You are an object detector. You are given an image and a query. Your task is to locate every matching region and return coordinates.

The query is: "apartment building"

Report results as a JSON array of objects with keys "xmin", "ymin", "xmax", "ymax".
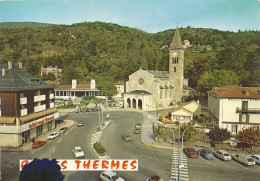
[
  {"xmin": 0, "ymin": 62, "xmax": 59, "ymax": 147},
  {"xmin": 208, "ymin": 85, "xmax": 260, "ymax": 134}
]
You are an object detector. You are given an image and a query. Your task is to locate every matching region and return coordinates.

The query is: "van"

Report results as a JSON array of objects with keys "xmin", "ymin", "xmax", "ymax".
[
  {"xmin": 231, "ymin": 154, "xmax": 255, "ymax": 166},
  {"xmin": 213, "ymin": 150, "xmax": 231, "ymax": 161}
]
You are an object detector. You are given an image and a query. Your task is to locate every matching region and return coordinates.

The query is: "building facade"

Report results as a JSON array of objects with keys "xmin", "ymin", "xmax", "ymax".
[
  {"xmin": 114, "ymin": 81, "xmax": 125, "ymax": 99},
  {"xmin": 47, "ymin": 79, "xmax": 101, "ymax": 100},
  {"xmin": 41, "ymin": 65, "xmax": 62, "ymax": 80},
  {"xmin": 171, "ymin": 100, "xmax": 201, "ymax": 124},
  {"xmin": 208, "ymin": 85, "xmax": 260, "ymax": 134},
  {"xmin": 124, "ymin": 27, "xmax": 192, "ymax": 110},
  {"xmin": 0, "ymin": 62, "xmax": 59, "ymax": 147}
]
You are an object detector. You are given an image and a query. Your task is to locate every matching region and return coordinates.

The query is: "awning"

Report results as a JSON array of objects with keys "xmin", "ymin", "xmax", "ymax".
[
  {"xmin": 0, "ymin": 117, "xmax": 16, "ymax": 124},
  {"xmin": 19, "ymin": 108, "xmax": 57, "ymax": 123}
]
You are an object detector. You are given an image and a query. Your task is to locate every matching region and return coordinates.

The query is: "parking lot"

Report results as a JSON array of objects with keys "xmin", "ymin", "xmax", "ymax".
[{"xmin": 187, "ymin": 149, "xmax": 260, "ymax": 181}]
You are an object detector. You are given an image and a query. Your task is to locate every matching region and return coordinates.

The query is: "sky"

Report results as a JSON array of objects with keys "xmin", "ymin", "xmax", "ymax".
[{"xmin": 0, "ymin": 0, "xmax": 259, "ymax": 33}]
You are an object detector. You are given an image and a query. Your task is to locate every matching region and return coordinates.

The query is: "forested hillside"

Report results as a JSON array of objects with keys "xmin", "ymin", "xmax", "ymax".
[{"xmin": 0, "ymin": 21, "xmax": 259, "ymax": 94}]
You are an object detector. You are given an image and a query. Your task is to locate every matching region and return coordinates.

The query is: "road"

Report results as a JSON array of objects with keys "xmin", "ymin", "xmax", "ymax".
[{"xmin": 2, "ymin": 110, "xmax": 260, "ymax": 181}]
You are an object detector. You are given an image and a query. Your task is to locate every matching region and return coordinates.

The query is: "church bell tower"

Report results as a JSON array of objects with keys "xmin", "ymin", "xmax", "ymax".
[{"xmin": 169, "ymin": 27, "xmax": 184, "ymax": 105}]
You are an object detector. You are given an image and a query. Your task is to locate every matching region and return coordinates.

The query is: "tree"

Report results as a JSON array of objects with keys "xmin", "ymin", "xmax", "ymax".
[
  {"xmin": 182, "ymin": 127, "xmax": 198, "ymax": 141},
  {"xmin": 237, "ymin": 128, "xmax": 260, "ymax": 152},
  {"xmin": 208, "ymin": 128, "xmax": 231, "ymax": 147},
  {"xmin": 67, "ymin": 97, "xmax": 73, "ymax": 106},
  {"xmin": 197, "ymin": 69, "xmax": 239, "ymax": 93}
]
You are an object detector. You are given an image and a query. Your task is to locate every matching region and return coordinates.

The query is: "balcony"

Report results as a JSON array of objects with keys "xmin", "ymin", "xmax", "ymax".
[
  {"xmin": 34, "ymin": 95, "xmax": 46, "ymax": 102},
  {"xmin": 20, "ymin": 108, "xmax": 28, "ymax": 116},
  {"xmin": 236, "ymin": 107, "xmax": 260, "ymax": 114},
  {"xmin": 20, "ymin": 97, "xmax": 27, "ymax": 105},
  {"xmin": 34, "ymin": 104, "xmax": 46, "ymax": 113},
  {"xmin": 49, "ymin": 93, "xmax": 54, "ymax": 99},
  {"xmin": 50, "ymin": 102, "xmax": 55, "ymax": 108}
]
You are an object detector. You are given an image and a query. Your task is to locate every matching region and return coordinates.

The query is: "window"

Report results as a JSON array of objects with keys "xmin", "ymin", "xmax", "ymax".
[
  {"xmin": 231, "ymin": 125, "xmax": 237, "ymax": 134},
  {"xmin": 160, "ymin": 90, "xmax": 162, "ymax": 99},
  {"xmin": 239, "ymin": 114, "xmax": 250, "ymax": 123},
  {"xmin": 172, "ymin": 58, "xmax": 179, "ymax": 64},
  {"xmin": 20, "ymin": 93, "xmax": 24, "ymax": 98},
  {"xmin": 242, "ymin": 101, "xmax": 248, "ymax": 111},
  {"xmin": 36, "ymin": 125, "xmax": 43, "ymax": 137},
  {"xmin": 22, "ymin": 130, "xmax": 30, "ymax": 144},
  {"xmin": 48, "ymin": 122, "xmax": 52, "ymax": 131},
  {"xmin": 174, "ymin": 67, "xmax": 176, "ymax": 72}
]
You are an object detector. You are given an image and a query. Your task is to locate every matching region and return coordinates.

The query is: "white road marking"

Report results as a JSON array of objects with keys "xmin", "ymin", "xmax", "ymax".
[
  {"xmin": 214, "ymin": 157, "xmax": 231, "ymax": 167},
  {"xmin": 58, "ymin": 138, "xmax": 62, "ymax": 143},
  {"xmin": 198, "ymin": 156, "xmax": 215, "ymax": 165},
  {"xmin": 52, "ymin": 147, "xmax": 55, "ymax": 153}
]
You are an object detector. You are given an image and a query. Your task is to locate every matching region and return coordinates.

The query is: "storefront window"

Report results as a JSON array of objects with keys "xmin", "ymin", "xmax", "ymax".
[
  {"xmin": 22, "ymin": 130, "xmax": 30, "ymax": 144},
  {"xmin": 36, "ymin": 125, "xmax": 43, "ymax": 137},
  {"xmin": 48, "ymin": 121, "xmax": 52, "ymax": 131}
]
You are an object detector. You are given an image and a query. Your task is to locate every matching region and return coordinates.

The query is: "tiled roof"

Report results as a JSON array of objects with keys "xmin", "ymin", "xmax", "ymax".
[
  {"xmin": 0, "ymin": 63, "xmax": 53, "ymax": 91},
  {"xmin": 144, "ymin": 70, "xmax": 169, "ymax": 78},
  {"xmin": 115, "ymin": 81, "xmax": 124, "ymax": 85},
  {"xmin": 171, "ymin": 100, "xmax": 198, "ymax": 113},
  {"xmin": 208, "ymin": 85, "xmax": 260, "ymax": 98}
]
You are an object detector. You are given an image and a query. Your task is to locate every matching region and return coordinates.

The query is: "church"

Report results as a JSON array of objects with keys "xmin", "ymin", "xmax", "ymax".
[{"xmin": 124, "ymin": 27, "xmax": 191, "ymax": 110}]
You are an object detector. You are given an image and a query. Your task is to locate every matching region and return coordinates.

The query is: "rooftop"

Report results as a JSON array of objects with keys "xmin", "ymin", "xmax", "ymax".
[
  {"xmin": 0, "ymin": 63, "xmax": 53, "ymax": 91},
  {"xmin": 208, "ymin": 85, "xmax": 260, "ymax": 99}
]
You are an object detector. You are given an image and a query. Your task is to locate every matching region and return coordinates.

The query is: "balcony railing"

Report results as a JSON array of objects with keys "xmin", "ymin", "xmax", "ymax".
[
  {"xmin": 34, "ymin": 104, "xmax": 46, "ymax": 113},
  {"xmin": 50, "ymin": 102, "xmax": 55, "ymax": 108},
  {"xmin": 236, "ymin": 107, "xmax": 260, "ymax": 114},
  {"xmin": 34, "ymin": 95, "xmax": 46, "ymax": 102},
  {"xmin": 20, "ymin": 97, "xmax": 27, "ymax": 105},
  {"xmin": 49, "ymin": 93, "xmax": 54, "ymax": 99},
  {"xmin": 20, "ymin": 108, "xmax": 28, "ymax": 116}
]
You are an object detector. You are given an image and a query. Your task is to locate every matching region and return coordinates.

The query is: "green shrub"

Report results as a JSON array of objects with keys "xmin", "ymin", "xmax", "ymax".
[{"xmin": 93, "ymin": 142, "xmax": 106, "ymax": 155}]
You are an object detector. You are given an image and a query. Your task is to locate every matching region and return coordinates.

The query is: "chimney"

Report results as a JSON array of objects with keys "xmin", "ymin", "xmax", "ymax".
[
  {"xmin": 2, "ymin": 68, "xmax": 6, "ymax": 76},
  {"xmin": 72, "ymin": 79, "xmax": 77, "ymax": 89},
  {"xmin": 18, "ymin": 62, "xmax": 23, "ymax": 69},
  {"xmin": 91, "ymin": 79, "xmax": 96, "ymax": 89},
  {"xmin": 8, "ymin": 61, "xmax": 12, "ymax": 70}
]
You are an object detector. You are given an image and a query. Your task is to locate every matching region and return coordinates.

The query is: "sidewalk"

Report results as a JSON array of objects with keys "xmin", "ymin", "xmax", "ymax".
[
  {"xmin": 1, "ymin": 119, "xmax": 74, "ymax": 152},
  {"xmin": 141, "ymin": 112, "xmax": 174, "ymax": 149}
]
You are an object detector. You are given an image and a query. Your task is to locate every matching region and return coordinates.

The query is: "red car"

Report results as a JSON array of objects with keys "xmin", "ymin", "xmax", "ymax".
[
  {"xmin": 183, "ymin": 147, "xmax": 199, "ymax": 158},
  {"xmin": 32, "ymin": 141, "xmax": 46, "ymax": 148}
]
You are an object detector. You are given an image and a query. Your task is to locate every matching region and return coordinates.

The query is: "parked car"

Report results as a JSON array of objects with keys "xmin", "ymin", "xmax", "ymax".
[
  {"xmin": 134, "ymin": 128, "xmax": 141, "ymax": 134},
  {"xmin": 198, "ymin": 149, "xmax": 214, "ymax": 160},
  {"xmin": 77, "ymin": 120, "xmax": 84, "ymax": 126},
  {"xmin": 251, "ymin": 154, "xmax": 260, "ymax": 165},
  {"xmin": 213, "ymin": 150, "xmax": 232, "ymax": 161},
  {"xmin": 183, "ymin": 147, "xmax": 199, "ymax": 158},
  {"xmin": 59, "ymin": 127, "xmax": 68, "ymax": 134},
  {"xmin": 100, "ymin": 170, "xmax": 125, "ymax": 181},
  {"xmin": 122, "ymin": 133, "xmax": 131, "ymax": 142},
  {"xmin": 146, "ymin": 175, "xmax": 162, "ymax": 181},
  {"xmin": 72, "ymin": 146, "xmax": 85, "ymax": 159},
  {"xmin": 47, "ymin": 132, "xmax": 59, "ymax": 140},
  {"xmin": 74, "ymin": 109, "xmax": 80, "ymax": 113},
  {"xmin": 135, "ymin": 123, "xmax": 141, "ymax": 128},
  {"xmin": 32, "ymin": 141, "xmax": 46, "ymax": 148},
  {"xmin": 231, "ymin": 154, "xmax": 255, "ymax": 166}
]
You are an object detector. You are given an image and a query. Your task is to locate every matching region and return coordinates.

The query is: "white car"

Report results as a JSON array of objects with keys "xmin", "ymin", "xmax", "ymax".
[
  {"xmin": 100, "ymin": 171, "xmax": 125, "ymax": 181},
  {"xmin": 73, "ymin": 146, "xmax": 85, "ymax": 159},
  {"xmin": 47, "ymin": 132, "xmax": 59, "ymax": 140},
  {"xmin": 213, "ymin": 150, "xmax": 232, "ymax": 161},
  {"xmin": 251, "ymin": 154, "xmax": 260, "ymax": 165},
  {"xmin": 231, "ymin": 154, "xmax": 255, "ymax": 166}
]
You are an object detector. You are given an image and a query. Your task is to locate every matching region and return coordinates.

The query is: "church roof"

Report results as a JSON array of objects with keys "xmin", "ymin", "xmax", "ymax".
[
  {"xmin": 128, "ymin": 90, "xmax": 152, "ymax": 95},
  {"xmin": 144, "ymin": 70, "xmax": 169, "ymax": 78},
  {"xmin": 170, "ymin": 27, "xmax": 183, "ymax": 49}
]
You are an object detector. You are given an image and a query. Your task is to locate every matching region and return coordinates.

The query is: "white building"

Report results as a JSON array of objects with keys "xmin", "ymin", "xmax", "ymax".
[
  {"xmin": 114, "ymin": 81, "xmax": 124, "ymax": 99},
  {"xmin": 208, "ymin": 85, "xmax": 260, "ymax": 135}
]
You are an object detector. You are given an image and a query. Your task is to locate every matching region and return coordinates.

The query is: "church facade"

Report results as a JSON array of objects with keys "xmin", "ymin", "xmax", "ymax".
[{"xmin": 124, "ymin": 27, "xmax": 190, "ymax": 110}]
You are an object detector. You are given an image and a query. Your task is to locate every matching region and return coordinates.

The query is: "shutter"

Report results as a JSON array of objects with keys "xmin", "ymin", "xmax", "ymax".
[
  {"xmin": 246, "ymin": 114, "xmax": 250, "ymax": 123},
  {"xmin": 239, "ymin": 114, "xmax": 242, "ymax": 122}
]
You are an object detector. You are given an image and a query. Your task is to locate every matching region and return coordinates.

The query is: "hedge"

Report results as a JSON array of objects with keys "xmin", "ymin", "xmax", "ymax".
[{"xmin": 93, "ymin": 142, "xmax": 106, "ymax": 156}]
